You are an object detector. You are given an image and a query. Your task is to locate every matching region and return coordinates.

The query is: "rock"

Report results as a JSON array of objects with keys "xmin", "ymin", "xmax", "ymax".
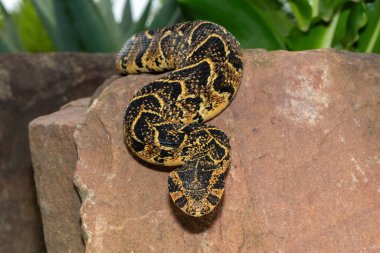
[
  {"xmin": 0, "ymin": 53, "xmax": 114, "ymax": 252},
  {"xmin": 75, "ymin": 49, "xmax": 380, "ymax": 252},
  {"xmin": 29, "ymin": 98, "xmax": 90, "ymax": 253},
  {"xmin": 35, "ymin": 49, "xmax": 380, "ymax": 252}
]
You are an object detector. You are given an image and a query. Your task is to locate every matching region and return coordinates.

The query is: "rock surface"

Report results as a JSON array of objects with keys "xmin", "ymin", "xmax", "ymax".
[
  {"xmin": 29, "ymin": 98, "xmax": 90, "ymax": 253},
  {"xmin": 34, "ymin": 49, "xmax": 380, "ymax": 252},
  {"xmin": 0, "ymin": 53, "xmax": 114, "ymax": 252}
]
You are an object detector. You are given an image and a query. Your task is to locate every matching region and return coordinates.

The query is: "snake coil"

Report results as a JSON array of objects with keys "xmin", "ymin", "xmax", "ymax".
[{"xmin": 116, "ymin": 20, "xmax": 243, "ymax": 217}]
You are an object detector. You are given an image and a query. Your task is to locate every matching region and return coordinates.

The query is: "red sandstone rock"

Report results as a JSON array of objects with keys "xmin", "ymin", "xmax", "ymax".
[
  {"xmin": 29, "ymin": 98, "xmax": 90, "ymax": 252},
  {"xmin": 0, "ymin": 53, "xmax": 114, "ymax": 252},
  {"xmin": 33, "ymin": 49, "xmax": 380, "ymax": 252}
]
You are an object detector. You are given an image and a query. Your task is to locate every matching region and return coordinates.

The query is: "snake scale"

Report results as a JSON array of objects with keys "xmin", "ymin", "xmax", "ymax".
[{"xmin": 116, "ymin": 20, "xmax": 243, "ymax": 217}]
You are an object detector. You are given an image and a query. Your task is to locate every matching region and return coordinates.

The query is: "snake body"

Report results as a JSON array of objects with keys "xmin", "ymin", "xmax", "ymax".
[{"xmin": 116, "ymin": 20, "xmax": 243, "ymax": 217}]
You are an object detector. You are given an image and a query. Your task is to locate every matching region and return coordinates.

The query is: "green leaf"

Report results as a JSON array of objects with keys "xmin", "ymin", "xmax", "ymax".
[
  {"xmin": 177, "ymin": 0, "xmax": 292, "ymax": 49},
  {"xmin": 249, "ymin": 0, "xmax": 283, "ymax": 10},
  {"xmin": 3, "ymin": 0, "xmax": 377, "ymax": 53},
  {"xmin": 0, "ymin": 2, "xmax": 14, "ymax": 51},
  {"xmin": 344, "ymin": 1, "xmax": 367, "ymax": 49},
  {"xmin": 96, "ymin": 0, "xmax": 121, "ymax": 47},
  {"xmin": 0, "ymin": 1, "xmax": 24, "ymax": 52},
  {"xmin": 17, "ymin": 0, "xmax": 54, "ymax": 52},
  {"xmin": 97, "ymin": 0, "xmax": 115, "ymax": 23},
  {"xmin": 357, "ymin": 0, "xmax": 380, "ymax": 52},
  {"xmin": 166, "ymin": 6, "xmax": 183, "ymax": 26},
  {"xmin": 30, "ymin": 0, "xmax": 55, "ymax": 41},
  {"xmin": 319, "ymin": 0, "xmax": 359, "ymax": 21},
  {"xmin": 121, "ymin": 0, "xmax": 133, "ymax": 31},
  {"xmin": 286, "ymin": 10, "xmax": 341, "ymax": 50},
  {"xmin": 31, "ymin": 0, "xmax": 82, "ymax": 51},
  {"xmin": 150, "ymin": 0, "xmax": 183, "ymax": 29},
  {"xmin": 125, "ymin": 0, "xmax": 152, "ymax": 39},
  {"xmin": 250, "ymin": 1, "xmax": 293, "ymax": 39},
  {"xmin": 51, "ymin": 0, "xmax": 82, "ymax": 51},
  {"xmin": 331, "ymin": 7, "xmax": 350, "ymax": 48},
  {"xmin": 0, "ymin": 1, "xmax": 7, "ymax": 20},
  {"xmin": 60, "ymin": 0, "xmax": 116, "ymax": 52},
  {"xmin": 287, "ymin": 0, "xmax": 314, "ymax": 31}
]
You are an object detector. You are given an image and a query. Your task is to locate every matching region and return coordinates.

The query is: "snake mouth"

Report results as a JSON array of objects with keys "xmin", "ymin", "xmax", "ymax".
[
  {"xmin": 172, "ymin": 190, "xmax": 223, "ymax": 217},
  {"xmin": 115, "ymin": 52, "xmax": 130, "ymax": 76},
  {"xmin": 115, "ymin": 57, "xmax": 123, "ymax": 74},
  {"xmin": 185, "ymin": 194, "xmax": 221, "ymax": 217},
  {"xmin": 189, "ymin": 201, "xmax": 211, "ymax": 216},
  {"xmin": 115, "ymin": 53, "xmax": 126, "ymax": 75}
]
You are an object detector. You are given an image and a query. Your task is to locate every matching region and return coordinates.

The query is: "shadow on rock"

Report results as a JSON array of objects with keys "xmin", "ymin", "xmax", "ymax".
[{"xmin": 126, "ymin": 147, "xmax": 175, "ymax": 173}]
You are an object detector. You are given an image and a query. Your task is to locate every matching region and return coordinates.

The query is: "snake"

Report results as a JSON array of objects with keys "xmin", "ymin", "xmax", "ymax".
[{"xmin": 116, "ymin": 20, "xmax": 243, "ymax": 217}]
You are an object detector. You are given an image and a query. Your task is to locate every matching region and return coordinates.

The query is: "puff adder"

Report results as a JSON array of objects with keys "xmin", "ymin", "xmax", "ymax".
[{"xmin": 116, "ymin": 20, "xmax": 243, "ymax": 217}]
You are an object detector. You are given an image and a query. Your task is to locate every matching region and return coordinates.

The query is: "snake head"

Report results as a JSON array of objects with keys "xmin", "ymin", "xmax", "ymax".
[
  {"xmin": 115, "ymin": 35, "xmax": 136, "ymax": 75},
  {"xmin": 168, "ymin": 160, "xmax": 226, "ymax": 217}
]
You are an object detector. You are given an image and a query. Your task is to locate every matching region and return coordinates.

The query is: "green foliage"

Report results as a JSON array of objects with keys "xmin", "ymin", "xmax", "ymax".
[
  {"xmin": 177, "ymin": 0, "xmax": 292, "ymax": 50},
  {"xmin": 0, "ymin": 1, "xmax": 24, "ymax": 51},
  {"xmin": 177, "ymin": 0, "xmax": 380, "ymax": 53},
  {"xmin": 357, "ymin": 0, "xmax": 380, "ymax": 52},
  {"xmin": 0, "ymin": 0, "xmax": 379, "ymax": 52},
  {"xmin": 16, "ymin": 0, "xmax": 55, "ymax": 52},
  {"xmin": 0, "ymin": 0, "xmax": 183, "ymax": 52}
]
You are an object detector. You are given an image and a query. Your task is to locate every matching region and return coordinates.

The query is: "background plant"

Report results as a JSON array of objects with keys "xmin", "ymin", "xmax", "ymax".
[
  {"xmin": 0, "ymin": 0, "xmax": 379, "ymax": 53},
  {"xmin": 179, "ymin": 0, "xmax": 380, "ymax": 52},
  {"xmin": 0, "ymin": 0, "xmax": 183, "ymax": 52}
]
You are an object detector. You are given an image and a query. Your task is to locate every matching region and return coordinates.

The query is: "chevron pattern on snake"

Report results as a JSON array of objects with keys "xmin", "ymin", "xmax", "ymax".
[{"xmin": 116, "ymin": 20, "xmax": 243, "ymax": 217}]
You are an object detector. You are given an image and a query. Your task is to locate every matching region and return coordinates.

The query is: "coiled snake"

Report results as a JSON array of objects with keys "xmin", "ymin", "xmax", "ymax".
[{"xmin": 116, "ymin": 20, "xmax": 243, "ymax": 217}]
